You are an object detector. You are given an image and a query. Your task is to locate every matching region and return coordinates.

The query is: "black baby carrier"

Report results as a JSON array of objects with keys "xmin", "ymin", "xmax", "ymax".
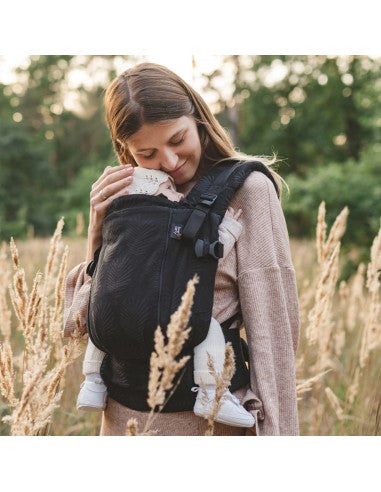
[{"xmin": 86, "ymin": 158, "xmax": 280, "ymax": 412}]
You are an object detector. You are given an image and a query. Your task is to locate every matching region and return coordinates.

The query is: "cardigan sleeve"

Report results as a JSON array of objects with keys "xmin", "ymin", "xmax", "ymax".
[
  {"xmin": 63, "ymin": 261, "xmax": 91, "ymax": 338},
  {"xmin": 229, "ymin": 171, "xmax": 300, "ymax": 435}
]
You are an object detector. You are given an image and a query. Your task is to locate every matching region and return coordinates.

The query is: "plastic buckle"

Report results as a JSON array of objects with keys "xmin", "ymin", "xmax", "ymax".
[
  {"xmin": 194, "ymin": 238, "xmax": 224, "ymax": 259},
  {"xmin": 194, "ymin": 238, "xmax": 208, "ymax": 258},
  {"xmin": 200, "ymin": 193, "xmax": 217, "ymax": 207},
  {"xmin": 209, "ymin": 240, "xmax": 224, "ymax": 259}
]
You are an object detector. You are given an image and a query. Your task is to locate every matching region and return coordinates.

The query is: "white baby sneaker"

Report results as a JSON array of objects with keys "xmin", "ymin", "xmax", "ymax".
[
  {"xmin": 76, "ymin": 376, "xmax": 108, "ymax": 412},
  {"xmin": 191, "ymin": 386, "xmax": 255, "ymax": 428}
]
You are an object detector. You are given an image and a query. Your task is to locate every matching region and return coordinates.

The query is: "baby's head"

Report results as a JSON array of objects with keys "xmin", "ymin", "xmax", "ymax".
[
  {"xmin": 126, "ymin": 167, "xmax": 184, "ymax": 201},
  {"xmin": 155, "ymin": 177, "xmax": 184, "ymax": 201}
]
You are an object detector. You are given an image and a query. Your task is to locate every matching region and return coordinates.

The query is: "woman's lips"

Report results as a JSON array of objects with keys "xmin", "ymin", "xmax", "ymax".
[{"xmin": 170, "ymin": 160, "xmax": 187, "ymax": 177}]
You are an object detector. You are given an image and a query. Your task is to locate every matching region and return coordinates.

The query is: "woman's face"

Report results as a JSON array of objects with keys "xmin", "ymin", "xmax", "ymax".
[{"xmin": 126, "ymin": 115, "xmax": 202, "ymax": 186}]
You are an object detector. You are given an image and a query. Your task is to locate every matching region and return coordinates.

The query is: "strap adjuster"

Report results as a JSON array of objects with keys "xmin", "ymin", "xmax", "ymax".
[
  {"xmin": 182, "ymin": 194, "xmax": 218, "ymax": 240},
  {"xmin": 199, "ymin": 193, "xmax": 217, "ymax": 207},
  {"xmin": 86, "ymin": 245, "xmax": 102, "ymax": 277}
]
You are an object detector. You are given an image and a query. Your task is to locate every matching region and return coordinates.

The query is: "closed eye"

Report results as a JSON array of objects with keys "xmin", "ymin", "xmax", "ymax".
[{"xmin": 141, "ymin": 138, "xmax": 185, "ymax": 159}]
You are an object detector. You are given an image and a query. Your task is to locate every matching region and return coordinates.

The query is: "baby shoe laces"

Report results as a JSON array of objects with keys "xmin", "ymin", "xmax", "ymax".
[
  {"xmin": 222, "ymin": 392, "xmax": 241, "ymax": 406},
  {"xmin": 191, "ymin": 386, "xmax": 241, "ymax": 406}
]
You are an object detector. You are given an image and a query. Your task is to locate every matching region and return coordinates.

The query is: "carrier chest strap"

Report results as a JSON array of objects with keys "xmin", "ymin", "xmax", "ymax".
[{"xmin": 181, "ymin": 161, "xmax": 244, "ymax": 241}]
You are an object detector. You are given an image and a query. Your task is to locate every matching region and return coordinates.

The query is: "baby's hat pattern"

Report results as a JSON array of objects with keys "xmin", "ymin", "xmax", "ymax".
[{"xmin": 127, "ymin": 167, "xmax": 174, "ymax": 195}]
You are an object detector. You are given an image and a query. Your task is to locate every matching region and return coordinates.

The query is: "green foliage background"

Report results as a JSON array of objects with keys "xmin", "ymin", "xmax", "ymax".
[{"xmin": 1, "ymin": 55, "xmax": 380, "ymax": 277}]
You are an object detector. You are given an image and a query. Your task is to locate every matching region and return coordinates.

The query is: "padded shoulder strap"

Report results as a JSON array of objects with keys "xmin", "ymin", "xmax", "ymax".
[
  {"xmin": 185, "ymin": 159, "xmax": 279, "ymax": 209},
  {"xmin": 181, "ymin": 159, "xmax": 279, "ymax": 241}
]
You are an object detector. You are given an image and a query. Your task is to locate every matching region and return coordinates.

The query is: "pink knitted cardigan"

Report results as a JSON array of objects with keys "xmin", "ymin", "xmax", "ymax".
[{"xmin": 64, "ymin": 171, "xmax": 300, "ymax": 436}]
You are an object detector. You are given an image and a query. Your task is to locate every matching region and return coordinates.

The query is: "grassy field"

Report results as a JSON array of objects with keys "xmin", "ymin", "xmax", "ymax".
[{"xmin": 0, "ymin": 203, "xmax": 380, "ymax": 436}]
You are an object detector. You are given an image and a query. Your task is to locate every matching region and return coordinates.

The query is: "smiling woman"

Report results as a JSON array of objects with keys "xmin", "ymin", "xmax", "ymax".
[
  {"xmin": 124, "ymin": 116, "xmax": 202, "ymax": 187},
  {"xmin": 103, "ymin": 62, "xmax": 243, "ymax": 189}
]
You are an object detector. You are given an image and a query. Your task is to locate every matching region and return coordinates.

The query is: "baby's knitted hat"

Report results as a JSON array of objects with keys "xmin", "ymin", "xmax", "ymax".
[{"xmin": 127, "ymin": 167, "xmax": 175, "ymax": 195}]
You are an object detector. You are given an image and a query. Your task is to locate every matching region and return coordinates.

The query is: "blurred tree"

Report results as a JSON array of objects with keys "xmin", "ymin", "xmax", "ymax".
[
  {"xmin": 2, "ymin": 55, "xmax": 380, "ymax": 245},
  {"xmin": 205, "ymin": 55, "xmax": 381, "ymax": 177},
  {"xmin": 0, "ymin": 55, "xmax": 138, "ymax": 239},
  {"xmin": 0, "ymin": 119, "xmax": 55, "ymax": 238},
  {"xmin": 13, "ymin": 55, "xmax": 115, "ymax": 186},
  {"xmin": 282, "ymin": 146, "xmax": 381, "ymax": 278}
]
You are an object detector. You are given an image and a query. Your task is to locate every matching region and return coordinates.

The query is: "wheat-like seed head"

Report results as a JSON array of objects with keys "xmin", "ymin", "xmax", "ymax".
[
  {"xmin": 0, "ymin": 290, "xmax": 11, "ymax": 342},
  {"xmin": 316, "ymin": 201, "xmax": 327, "ymax": 266},
  {"xmin": 323, "ymin": 206, "xmax": 349, "ymax": 261},
  {"xmin": 0, "ymin": 242, "xmax": 12, "ymax": 341},
  {"xmin": 141, "ymin": 275, "xmax": 198, "ymax": 436},
  {"xmin": 9, "ymin": 237, "xmax": 20, "ymax": 271},
  {"xmin": 325, "ymin": 386, "xmax": 345, "ymax": 421},
  {"xmin": 346, "ymin": 262, "xmax": 366, "ymax": 332},
  {"xmin": 126, "ymin": 418, "xmax": 138, "ymax": 436},
  {"xmin": 359, "ymin": 222, "xmax": 381, "ymax": 369},
  {"xmin": 203, "ymin": 343, "xmax": 235, "ymax": 436},
  {"xmin": 296, "ymin": 368, "xmax": 332, "ymax": 400},
  {"xmin": 306, "ymin": 242, "xmax": 341, "ymax": 354},
  {"xmin": 52, "ymin": 245, "xmax": 69, "ymax": 324},
  {"xmin": 43, "ymin": 217, "xmax": 64, "ymax": 297},
  {"xmin": 0, "ymin": 340, "xmax": 18, "ymax": 407}
]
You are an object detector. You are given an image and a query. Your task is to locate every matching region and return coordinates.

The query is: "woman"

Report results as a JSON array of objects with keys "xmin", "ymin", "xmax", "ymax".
[{"xmin": 64, "ymin": 62, "xmax": 300, "ymax": 436}]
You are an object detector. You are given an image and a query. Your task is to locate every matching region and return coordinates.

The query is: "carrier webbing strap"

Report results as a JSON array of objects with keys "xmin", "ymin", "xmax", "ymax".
[{"xmin": 181, "ymin": 200, "xmax": 214, "ymax": 239}]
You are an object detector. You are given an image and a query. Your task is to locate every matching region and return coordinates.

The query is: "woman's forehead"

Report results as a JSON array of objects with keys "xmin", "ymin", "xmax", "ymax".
[{"xmin": 127, "ymin": 116, "xmax": 191, "ymax": 149}]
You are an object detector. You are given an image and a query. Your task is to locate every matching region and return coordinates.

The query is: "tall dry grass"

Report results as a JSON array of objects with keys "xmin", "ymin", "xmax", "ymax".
[
  {"xmin": 294, "ymin": 202, "xmax": 381, "ymax": 435},
  {"xmin": 0, "ymin": 219, "xmax": 88, "ymax": 435},
  {"xmin": 0, "ymin": 200, "xmax": 380, "ymax": 435}
]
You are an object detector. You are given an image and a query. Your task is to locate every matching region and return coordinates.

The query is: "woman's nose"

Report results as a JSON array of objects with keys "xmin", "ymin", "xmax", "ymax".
[{"xmin": 160, "ymin": 149, "xmax": 179, "ymax": 171}]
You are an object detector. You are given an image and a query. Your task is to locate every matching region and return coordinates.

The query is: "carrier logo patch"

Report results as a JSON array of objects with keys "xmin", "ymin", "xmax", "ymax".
[{"xmin": 170, "ymin": 224, "xmax": 183, "ymax": 239}]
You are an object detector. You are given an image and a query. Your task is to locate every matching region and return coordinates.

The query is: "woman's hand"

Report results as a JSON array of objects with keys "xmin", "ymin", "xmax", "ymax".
[{"xmin": 87, "ymin": 164, "xmax": 135, "ymax": 255}]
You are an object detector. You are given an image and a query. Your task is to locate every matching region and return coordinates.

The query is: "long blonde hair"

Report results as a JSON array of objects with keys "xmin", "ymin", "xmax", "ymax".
[{"xmin": 104, "ymin": 62, "xmax": 288, "ymax": 199}]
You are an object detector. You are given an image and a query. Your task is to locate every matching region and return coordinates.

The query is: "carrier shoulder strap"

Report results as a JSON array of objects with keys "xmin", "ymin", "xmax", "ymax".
[{"xmin": 181, "ymin": 158, "xmax": 279, "ymax": 242}]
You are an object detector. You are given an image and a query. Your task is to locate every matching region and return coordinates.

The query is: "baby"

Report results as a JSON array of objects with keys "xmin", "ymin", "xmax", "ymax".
[{"xmin": 77, "ymin": 167, "xmax": 254, "ymax": 428}]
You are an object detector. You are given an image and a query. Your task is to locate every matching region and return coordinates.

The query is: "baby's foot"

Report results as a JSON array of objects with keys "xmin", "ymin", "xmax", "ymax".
[
  {"xmin": 191, "ymin": 386, "xmax": 255, "ymax": 428},
  {"xmin": 76, "ymin": 373, "xmax": 107, "ymax": 412}
]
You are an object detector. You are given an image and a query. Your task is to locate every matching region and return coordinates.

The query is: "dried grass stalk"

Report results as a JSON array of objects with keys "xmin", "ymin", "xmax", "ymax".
[
  {"xmin": 359, "ymin": 222, "xmax": 381, "ymax": 367},
  {"xmin": 0, "ymin": 242, "xmax": 12, "ymax": 341},
  {"xmin": 203, "ymin": 342, "xmax": 235, "ymax": 436},
  {"xmin": 325, "ymin": 387, "xmax": 345, "ymax": 421},
  {"xmin": 296, "ymin": 368, "xmax": 332, "ymax": 401},
  {"xmin": 0, "ymin": 340, "xmax": 18, "ymax": 407},
  {"xmin": 346, "ymin": 366, "xmax": 361, "ymax": 406},
  {"xmin": 126, "ymin": 418, "xmax": 138, "ymax": 436},
  {"xmin": 139, "ymin": 274, "xmax": 199, "ymax": 436},
  {"xmin": 306, "ymin": 202, "xmax": 348, "ymax": 374},
  {"xmin": 0, "ymin": 219, "xmax": 86, "ymax": 435},
  {"xmin": 334, "ymin": 280, "xmax": 348, "ymax": 357},
  {"xmin": 346, "ymin": 263, "xmax": 366, "ymax": 332},
  {"xmin": 43, "ymin": 217, "xmax": 64, "ymax": 297}
]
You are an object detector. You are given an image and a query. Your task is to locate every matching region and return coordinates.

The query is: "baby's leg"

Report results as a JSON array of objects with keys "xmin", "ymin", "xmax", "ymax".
[
  {"xmin": 193, "ymin": 317, "xmax": 226, "ymax": 386},
  {"xmin": 77, "ymin": 338, "xmax": 107, "ymax": 411},
  {"xmin": 192, "ymin": 318, "xmax": 255, "ymax": 428},
  {"xmin": 83, "ymin": 337, "xmax": 105, "ymax": 376}
]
